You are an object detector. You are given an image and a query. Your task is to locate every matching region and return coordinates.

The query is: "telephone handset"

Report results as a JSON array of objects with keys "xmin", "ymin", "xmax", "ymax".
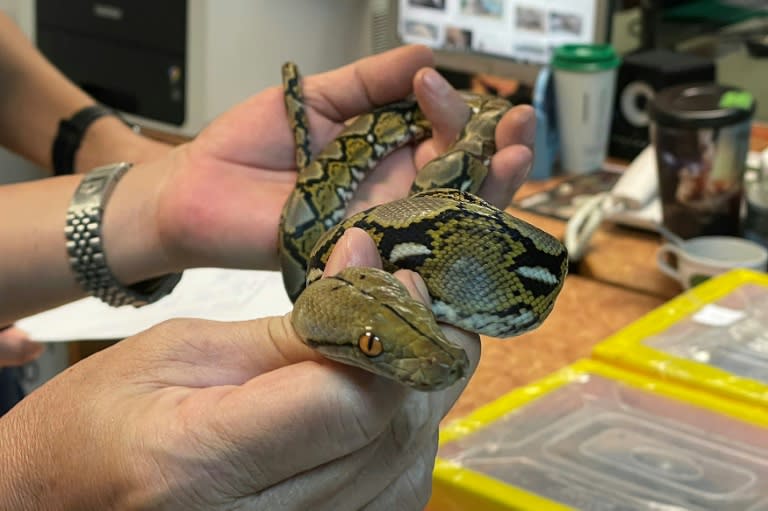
[{"xmin": 565, "ymin": 146, "xmax": 661, "ymax": 260}]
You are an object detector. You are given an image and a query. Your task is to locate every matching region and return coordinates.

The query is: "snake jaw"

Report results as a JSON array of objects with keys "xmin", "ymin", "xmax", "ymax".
[
  {"xmin": 304, "ymin": 341, "xmax": 467, "ymax": 392},
  {"xmin": 389, "ymin": 352, "xmax": 468, "ymax": 391}
]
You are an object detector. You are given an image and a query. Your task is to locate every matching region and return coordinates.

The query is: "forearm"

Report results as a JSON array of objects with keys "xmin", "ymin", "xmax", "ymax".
[
  {"xmin": 0, "ymin": 156, "xmax": 176, "ymax": 325},
  {"xmin": 0, "ymin": 13, "xmax": 91, "ymax": 169},
  {"xmin": 0, "ymin": 13, "xmax": 171, "ymax": 173}
]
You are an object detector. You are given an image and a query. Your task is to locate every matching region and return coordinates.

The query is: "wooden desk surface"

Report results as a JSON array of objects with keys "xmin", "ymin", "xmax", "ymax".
[{"xmin": 577, "ymin": 221, "xmax": 681, "ymax": 299}]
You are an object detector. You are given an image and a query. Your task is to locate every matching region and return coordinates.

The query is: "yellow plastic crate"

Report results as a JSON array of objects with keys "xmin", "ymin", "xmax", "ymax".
[
  {"xmin": 593, "ymin": 269, "xmax": 768, "ymax": 408},
  {"xmin": 429, "ymin": 359, "xmax": 768, "ymax": 511}
]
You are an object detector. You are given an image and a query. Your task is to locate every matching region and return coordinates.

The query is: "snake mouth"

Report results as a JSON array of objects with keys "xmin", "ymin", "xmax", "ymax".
[
  {"xmin": 310, "ymin": 342, "xmax": 468, "ymax": 392},
  {"xmin": 406, "ymin": 365, "xmax": 465, "ymax": 391},
  {"xmin": 394, "ymin": 351, "xmax": 469, "ymax": 392}
]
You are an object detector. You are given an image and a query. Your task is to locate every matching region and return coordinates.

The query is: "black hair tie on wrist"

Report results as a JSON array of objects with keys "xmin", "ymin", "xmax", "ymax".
[{"xmin": 52, "ymin": 105, "xmax": 134, "ymax": 175}]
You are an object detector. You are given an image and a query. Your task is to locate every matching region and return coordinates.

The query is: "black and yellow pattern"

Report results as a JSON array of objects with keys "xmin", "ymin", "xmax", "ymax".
[{"xmin": 279, "ymin": 62, "xmax": 568, "ymax": 390}]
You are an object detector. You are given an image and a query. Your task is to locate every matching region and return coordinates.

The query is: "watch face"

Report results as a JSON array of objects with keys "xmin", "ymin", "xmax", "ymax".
[{"xmin": 81, "ymin": 175, "xmax": 108, "ymax": 195}]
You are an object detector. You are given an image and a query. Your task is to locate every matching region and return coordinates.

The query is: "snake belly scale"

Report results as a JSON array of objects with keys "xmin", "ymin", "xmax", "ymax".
[{"xmin": 279, "ymin": 62, "xmax": 568, "ymax": 391}]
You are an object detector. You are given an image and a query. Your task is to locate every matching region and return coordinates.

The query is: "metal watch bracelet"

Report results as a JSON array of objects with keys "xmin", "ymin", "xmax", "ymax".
[{"xmin": 65, "ymin": 162, "xmax": 182, "ymax": 307}]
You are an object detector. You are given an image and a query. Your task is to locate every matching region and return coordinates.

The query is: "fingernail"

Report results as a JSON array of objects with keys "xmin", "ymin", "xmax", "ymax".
[
  {"xmin": 519, "ymin": 107, "xmax": 537, "ymax": 148},
  {"xmin": 412, "ymin": 273, "xmax": 432, "ymax": 305},
  {"xmin": 421, "ymin": 68, "xmax": 450, "ymax": 97},
  {"xmin": 323, "ymin": 231, "xmax": 351, "ymax": 276},
  {"xmin": 323, "ymin": 229, "xmax": 381, "ymax": 276}
]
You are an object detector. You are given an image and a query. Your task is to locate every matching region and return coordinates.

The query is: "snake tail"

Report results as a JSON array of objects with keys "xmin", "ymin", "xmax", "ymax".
[{"xmin": 279, "ymin": 82, "xmax": 431, "ymax": 301}]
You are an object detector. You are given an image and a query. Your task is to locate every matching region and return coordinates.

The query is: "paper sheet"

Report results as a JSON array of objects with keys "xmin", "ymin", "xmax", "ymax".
[{"xmin": 17, "ymin": 268, "xmax": 293, "ymax": 342}]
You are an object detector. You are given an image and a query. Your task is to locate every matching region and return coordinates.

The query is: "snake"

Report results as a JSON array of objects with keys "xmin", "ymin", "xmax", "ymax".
[{"xmin": 278, "ymin": 62, "xmax": 568, "ymax": 391}]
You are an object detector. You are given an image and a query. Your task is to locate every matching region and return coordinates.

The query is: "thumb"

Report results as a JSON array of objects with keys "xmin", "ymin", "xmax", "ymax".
[
  {"xmin": 413, "ymin": 67, "xmax": 470, "ymax": 155},
  {"xmin": 138, "ymin": 227, "xmax": 391, "ymax": 387}
]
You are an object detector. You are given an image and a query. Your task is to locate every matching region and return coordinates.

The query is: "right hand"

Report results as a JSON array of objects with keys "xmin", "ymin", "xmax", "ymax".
[{"xmin": 1, "ymin": 229, "xmax": 479, "ymax": 510}]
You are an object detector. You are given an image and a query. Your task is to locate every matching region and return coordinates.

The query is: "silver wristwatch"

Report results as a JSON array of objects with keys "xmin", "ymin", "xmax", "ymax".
[{"xmin": 65, "ymin": 162, "xmax": 182, "ymax": 307}]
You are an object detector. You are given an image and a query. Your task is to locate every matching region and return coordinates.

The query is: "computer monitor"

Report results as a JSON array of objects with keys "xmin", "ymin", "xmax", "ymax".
[{"xmin": 397, "ymin": 0, "xmax": 614, "ymax": 86}]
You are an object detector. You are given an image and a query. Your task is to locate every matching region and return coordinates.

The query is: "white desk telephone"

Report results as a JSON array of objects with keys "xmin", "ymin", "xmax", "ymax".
[{"xmin": 565, "ymin": 145, "xmax": 661, "ymax": 261}]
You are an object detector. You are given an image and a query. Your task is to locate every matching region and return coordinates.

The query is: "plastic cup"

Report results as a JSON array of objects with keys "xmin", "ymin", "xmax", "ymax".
[
  {"xmin": 649, "ymin": 83, "xmax": 756, "ymax": 240},
  {"xmin": 551, "ymin": 44, "xmax": 621, "ymax": 174}
]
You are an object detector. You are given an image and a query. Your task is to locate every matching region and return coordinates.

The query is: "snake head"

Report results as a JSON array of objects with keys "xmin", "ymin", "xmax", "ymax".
[{"xmin": 291, "ymin": 267, "xmax": 470, "ymax": 391}]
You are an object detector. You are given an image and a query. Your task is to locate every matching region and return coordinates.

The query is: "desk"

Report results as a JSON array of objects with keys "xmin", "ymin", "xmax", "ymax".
[{"xmin": 577, "ymin": 221, "xmax": 680, "ymax": 299}]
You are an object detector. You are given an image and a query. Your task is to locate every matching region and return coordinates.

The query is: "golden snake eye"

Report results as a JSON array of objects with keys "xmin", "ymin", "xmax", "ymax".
[{"xmin": 358, "ymin": 331, "xmax": 383, "ymax": 357}]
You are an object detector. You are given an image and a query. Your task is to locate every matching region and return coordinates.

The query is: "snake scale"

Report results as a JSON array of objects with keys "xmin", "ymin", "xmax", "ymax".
[{"xmin": 279, "ymin": 62, "xmax": 568, "ymax": 391}]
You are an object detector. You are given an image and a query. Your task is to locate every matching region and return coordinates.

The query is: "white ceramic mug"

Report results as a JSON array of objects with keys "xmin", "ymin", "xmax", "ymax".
[{"xmin": 657, "ymin": 235, "xmax": 768, "ymax": 289}]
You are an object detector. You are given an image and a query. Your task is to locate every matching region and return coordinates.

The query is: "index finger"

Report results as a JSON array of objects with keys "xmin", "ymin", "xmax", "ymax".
[{"xmin": 303, "ymin": 44, "xmax": 435, "ymax": 121}]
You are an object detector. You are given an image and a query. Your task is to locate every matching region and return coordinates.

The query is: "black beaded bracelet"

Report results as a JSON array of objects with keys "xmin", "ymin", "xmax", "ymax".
[{"xmin": 52, "ymin": 105, "xmax": 132, "ymax": 176}]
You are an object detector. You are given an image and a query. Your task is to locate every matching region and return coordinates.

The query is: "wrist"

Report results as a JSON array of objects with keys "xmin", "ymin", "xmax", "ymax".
[
  {"xmin": 74, "ymin": 115, "xmax": 172, "ymax": 174},
  {"xmin": 98, "ymin": 156, "xmax": 181, "ymax": 286}
]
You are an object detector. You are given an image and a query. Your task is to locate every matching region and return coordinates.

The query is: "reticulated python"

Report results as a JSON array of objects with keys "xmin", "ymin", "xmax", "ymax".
[{"xmin": 279, "ymin": 62, "xmax": 568, "ymax": 391}]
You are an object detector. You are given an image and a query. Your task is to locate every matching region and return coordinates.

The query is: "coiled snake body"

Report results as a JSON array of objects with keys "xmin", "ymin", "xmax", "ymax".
[{"xmin": 279, "ymin": 62, "xmax": 568, "ymax": 391}]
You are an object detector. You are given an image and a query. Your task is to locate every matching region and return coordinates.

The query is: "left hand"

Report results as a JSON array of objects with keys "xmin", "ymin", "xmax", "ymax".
[{"xmin": 152, "ymin": 44, "xmax": 536, "ymax": 272}]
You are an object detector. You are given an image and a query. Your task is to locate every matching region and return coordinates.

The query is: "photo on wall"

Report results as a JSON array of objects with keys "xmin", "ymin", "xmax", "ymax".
[{"xmin": 461, "ymin": 0, "xmax": 504, "ymax": 18}]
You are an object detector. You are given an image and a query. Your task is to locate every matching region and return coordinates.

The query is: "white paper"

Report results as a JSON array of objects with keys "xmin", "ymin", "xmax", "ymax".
[{"xmin": 17, "ymin": 268, "xmax": 293, "ymax": 342}]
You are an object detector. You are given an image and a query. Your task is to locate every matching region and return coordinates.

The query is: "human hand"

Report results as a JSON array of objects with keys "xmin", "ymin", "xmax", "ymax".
[
  {"xmin": 0, "ymin": 326, "xmax": 42, "ymax": 367},
  {"xmin": 0, "ymin": 229, "xmax": 479, "ymax": 511},
  {"xmin": 154, "ymin": 44, "xmax": 536, "ymax": 272}
]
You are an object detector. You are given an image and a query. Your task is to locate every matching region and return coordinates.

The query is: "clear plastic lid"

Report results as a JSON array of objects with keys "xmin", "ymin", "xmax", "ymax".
[
  {"xmin": 643, "ymin": 283, "xmax": 768, "ymax": 384},
  {"xmin": 438, "ymin": 373, "xmax": 768, "ymax": 510}
]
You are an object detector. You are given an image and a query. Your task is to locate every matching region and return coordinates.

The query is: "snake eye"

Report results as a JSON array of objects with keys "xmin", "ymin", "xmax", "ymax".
[{"xmin": 358, "ymin": 331, "xmax": 383, "ymax": 357}]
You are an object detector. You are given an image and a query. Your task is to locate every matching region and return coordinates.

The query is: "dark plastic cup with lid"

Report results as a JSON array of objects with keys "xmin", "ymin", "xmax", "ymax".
[{"xmin": 649, "ymin": 83, "xmax": 756, "ymax": 239}]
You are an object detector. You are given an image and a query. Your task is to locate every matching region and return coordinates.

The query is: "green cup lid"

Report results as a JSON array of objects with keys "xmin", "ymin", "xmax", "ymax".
[{"xmin": 551, "ymin": 44, "xmax": 621, "ymax": 72}]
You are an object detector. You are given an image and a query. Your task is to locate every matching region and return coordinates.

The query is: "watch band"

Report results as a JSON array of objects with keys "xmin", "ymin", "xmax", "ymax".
[
  {"xmin": 52, "ymin": 105, "xmax": 135, "ymax": 176},
  {"xmin": 65, "ymin": 162, "xmax": 182, "ymax": 307}
]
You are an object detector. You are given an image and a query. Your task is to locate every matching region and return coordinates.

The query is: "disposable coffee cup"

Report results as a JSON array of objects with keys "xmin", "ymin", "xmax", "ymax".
[
  {"xmin": 650, "ymin": 83, "xmax": 756, "ymax": 240},
  {"xmin": 551, "ymin": 44, "xmax": 620, "ymax": 174},
  {"xmin": 657, "ymin": 235, "xmax": 767, "ymax": 289}
]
